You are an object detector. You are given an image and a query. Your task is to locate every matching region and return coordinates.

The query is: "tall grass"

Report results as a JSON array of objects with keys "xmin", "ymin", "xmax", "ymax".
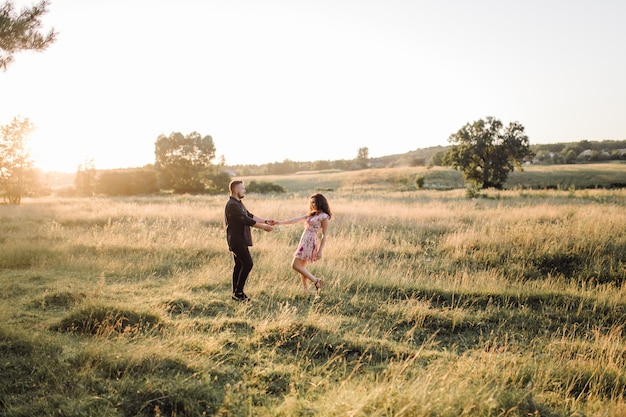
[{"xmin": 1, "ymin": 186, "xmax": 625, "ymax": 416}]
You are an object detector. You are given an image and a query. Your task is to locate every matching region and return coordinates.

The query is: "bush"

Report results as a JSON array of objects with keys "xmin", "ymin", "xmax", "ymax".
[
  {"xmin": 414, "ymin": 174, "xmax": 425, "ymax": 189},
  {"xmin": 51, "ymin": 305, "xmax": 162, "ymax": 336},
  {"xmin": 465, "ymin": 183, "xmax": 481, "ymax": 199},
  {"xmin": 247, "ymin": 180, "xmax": 286, "ymax": 194},
  {"xmin": 207, "ymin": 171, "xmax": 232, "ymax": 194}
]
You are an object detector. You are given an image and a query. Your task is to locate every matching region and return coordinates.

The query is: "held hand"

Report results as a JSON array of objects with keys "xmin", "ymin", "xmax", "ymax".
[{"xmin": 266, "ymin": 219, "xmax": 277, "ymax": 226}]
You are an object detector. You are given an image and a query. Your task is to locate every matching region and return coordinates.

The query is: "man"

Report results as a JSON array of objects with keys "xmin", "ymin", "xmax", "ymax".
[{"xmin": 224, "ymin": 180, "xmax": 275, "ymax": 302}]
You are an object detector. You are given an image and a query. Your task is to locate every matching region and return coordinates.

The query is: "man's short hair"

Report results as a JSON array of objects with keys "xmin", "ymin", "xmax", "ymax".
[{"xmin": 229, "ymin": 180, "xmax": 243, "ymax": 193}]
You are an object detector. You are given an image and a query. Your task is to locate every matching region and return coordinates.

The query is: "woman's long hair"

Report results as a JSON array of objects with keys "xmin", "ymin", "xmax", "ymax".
[{"xmin": 308, "ymin": 193, "xmax": 332, "ymax": 219}]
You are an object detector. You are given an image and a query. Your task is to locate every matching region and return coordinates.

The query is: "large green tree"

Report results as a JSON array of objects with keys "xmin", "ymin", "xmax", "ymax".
[
  {"xmin": 443, "ymin": 116, "xmax": 533, "ymax": 189},
  {"xmin": 154, "ymin": 131, "xmax": 217, "ymax": 193},
  {"xmin": 0, "ymin": 116, "xmax": 35, "ymax": 203},
  {"xmin": 0, "ymin": 0, "xmax": 56, "ymax": 70}
]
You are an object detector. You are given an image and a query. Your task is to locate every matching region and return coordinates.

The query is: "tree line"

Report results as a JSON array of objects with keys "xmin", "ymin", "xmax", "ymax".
[
  {"xmin": 4, "ymin": 112, "xmax": 625, "ymax": 203},
  {"xmin": 73, "ymin": 139, "xmax": 368, "ymax": 197},
  {"xmin": 0, "ymin": 114, "xmax": 533, "ymax": 202}
]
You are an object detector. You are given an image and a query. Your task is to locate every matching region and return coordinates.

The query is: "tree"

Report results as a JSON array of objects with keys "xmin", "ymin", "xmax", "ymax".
[
  {"xmin": 265, "ymin": 159, "xmax": 297, "ymax": 175},
  {"xmin": 442, "ymin": 116, "xmax": 533, "ymax": 189},
  {"xmin": 246, "ymin": 180, "xmax": 286, "ymax": 194},
  {"xmin": 312, "ymin": 160, "xmax": 331, "ymax": 171},
  {"xmin": 0, "ymin": 0, "xmax": 56, "ymax": 70},
  {"xmin": 429, "ymin": 150, "xmax": 445, "ymax": 167},
  {"xmin": 75, "ymin": 159, "xmax": 96, "ymax": 196},
  {"xmin": 356, "ymin": 147, "xmax": 369, "ymax": 169},
  {"xmin": 154, "ymin": 131, "xmax": 216, "ymax": 193},
  {"xmin": 0, "ymin": 116, "xmax": 35, "ymax": 203}
]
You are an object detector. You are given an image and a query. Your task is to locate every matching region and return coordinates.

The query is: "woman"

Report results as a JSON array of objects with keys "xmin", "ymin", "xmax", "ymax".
[{"xmin": 276, "ymin": 194, "xmax": 332, "ymax": 294}]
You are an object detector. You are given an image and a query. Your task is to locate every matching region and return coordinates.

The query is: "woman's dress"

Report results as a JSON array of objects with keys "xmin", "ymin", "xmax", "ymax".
[{"xmin": 294, "ymin": 212, "xmax": 329, "ymax": 261}]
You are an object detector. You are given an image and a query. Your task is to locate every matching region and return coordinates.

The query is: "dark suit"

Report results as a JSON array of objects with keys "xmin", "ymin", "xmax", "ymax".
[{"xmin": 225, "ymin": 196, "xmax": 256, "ymax": 295}]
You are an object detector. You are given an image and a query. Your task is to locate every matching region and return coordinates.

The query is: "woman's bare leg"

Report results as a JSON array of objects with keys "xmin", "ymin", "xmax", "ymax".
[
  {"xmin": 300, "ymin": 274, "xmax": 310, "ymax": 293},
  {"xmin": 292, "ymin": 258, "xmax": 321, "ymax": 292}
]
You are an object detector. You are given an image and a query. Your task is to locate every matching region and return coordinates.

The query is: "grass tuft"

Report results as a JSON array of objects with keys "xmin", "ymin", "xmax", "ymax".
[{"xmin": 51, "ymin": 305, "xmax": 163, "ymax": 336}]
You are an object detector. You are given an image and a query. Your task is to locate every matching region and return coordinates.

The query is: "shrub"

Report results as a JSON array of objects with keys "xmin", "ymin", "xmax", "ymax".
[
  {"xmin": 51, "ymin": 305, "xmax": 162, "ymax": 336},
  {"xmin": 414, "ymin": 174, "xmax": 425, "ymax": 189},
  {"xmin": 247, "ymin": 180, "xmax": 286, "ymax": 194}
]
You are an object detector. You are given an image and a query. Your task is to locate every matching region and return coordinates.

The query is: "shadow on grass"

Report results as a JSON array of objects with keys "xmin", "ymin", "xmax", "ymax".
[
  {"xmin": 1, "ymin": 325, "xmax": 226, "ymax": 416},
  {"xmin": 256, "ymin": 321, "xmax": 411, "ymax": 365},
  {"xmin": 339, "ymin": 281, "xmax": 626, "ymax": 350}
]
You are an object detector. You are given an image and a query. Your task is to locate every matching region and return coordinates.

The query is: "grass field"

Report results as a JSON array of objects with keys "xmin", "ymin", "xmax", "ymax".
[{"xmin": 1, "ymin": 167, "xmax": 625, "ymax": 416}]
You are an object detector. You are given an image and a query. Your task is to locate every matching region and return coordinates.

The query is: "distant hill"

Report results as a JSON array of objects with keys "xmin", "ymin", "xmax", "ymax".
[{"xmin": 368, "ymin": 145, "xmax": 449, "ymax": 167}]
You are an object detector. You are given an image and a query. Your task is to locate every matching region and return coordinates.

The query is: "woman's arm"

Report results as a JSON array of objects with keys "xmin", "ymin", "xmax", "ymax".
[
  {"xmin": 276, "ymin": 215, "xmax": 306, "ymax": 225},
  {"xmin": 316, "ymin": 218, "xmax": 330, "ymax": 260}
]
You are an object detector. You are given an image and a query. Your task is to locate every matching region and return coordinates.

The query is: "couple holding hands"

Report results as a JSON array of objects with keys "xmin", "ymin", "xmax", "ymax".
[{"xmin": 224, "ymin": 180, "xmax": 332, "ymax": 302}]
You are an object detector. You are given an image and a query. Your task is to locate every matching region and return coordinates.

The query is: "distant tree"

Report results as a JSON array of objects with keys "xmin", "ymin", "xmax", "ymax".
[
  {"xmin": 247, "ymin": 180, "xmax": 286, "ymax": 194},
  {"xmin": 204, "ymin": 155, "xmax": 231, "ymax": 194},
  {"xmin": 75, "ymin": 159, "xmax": 96, "ymax": 196},
  {"xmin": 442, "ymin": 116, "xmax": 533, "ymax": 189},
  {"xmin": 0, "ymin": 0, "xmax": 57, "ymax": 70},
  {"xmin": 265, "ymin": 159, "xmax": 297, "ymax": 175},
  {"xmin": 356, "ymin": 147, "xmax": 369, "ymax": 169},
  {"xmin": 312, "ymin": 160, "xmax": 331, "ymax": 171},
  {"xmin": 560, "ymin": 145, "xmax": 582, "ymax": 164},
  {"xmin": 206, "ymin": 171, "xmax": 231, "ymax": 194},
  {"xmin": 96, "ymin": 168, "xmax": 158, "ymax": 196},
  {"xmin": 577, "ymin": 140, "xmax": 593, "ymax": 151},
  {"xmin": 0, "ymin": 116, "xmax": 36, "ymax": 203},
  {"xmin": 429, "ymin": 150, "xmax": 445, "ymax": 167},
  {"xmin": 154, "ymin": 131, "xmax": 216, "ymax": 193},
  {"xmin": 533, "ymin": 149, "xmax": 552, "ymax": 164},
  {"xmin": 331, "ymin": 159, "xmax": 350, "ymax": 170},
  {"xmin": 610, "ymin": 149, "xmax": 626, "ymax": 161}
]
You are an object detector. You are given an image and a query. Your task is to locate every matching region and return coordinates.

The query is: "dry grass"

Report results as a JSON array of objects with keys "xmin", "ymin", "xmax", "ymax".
[{"xmin": 1, "ymin": 184, "xmax": 625, "ymax": 416}]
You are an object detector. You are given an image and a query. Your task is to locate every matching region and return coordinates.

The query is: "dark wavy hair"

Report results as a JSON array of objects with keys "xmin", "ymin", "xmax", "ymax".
[{"xmin": 308, "ymin": 193, "xmax": 332, "ymax": 219}]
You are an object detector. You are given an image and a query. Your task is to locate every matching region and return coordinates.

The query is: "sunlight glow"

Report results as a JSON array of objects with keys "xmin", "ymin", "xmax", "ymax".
[{"xmin": 2, "ymin": 0, "xmax": 625, "ymax": 173}]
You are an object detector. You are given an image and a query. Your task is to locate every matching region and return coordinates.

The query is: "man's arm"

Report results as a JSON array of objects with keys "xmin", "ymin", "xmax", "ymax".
[{"xmin": 251, "ymin": 214, "xmax": 274, "ymax": 231}]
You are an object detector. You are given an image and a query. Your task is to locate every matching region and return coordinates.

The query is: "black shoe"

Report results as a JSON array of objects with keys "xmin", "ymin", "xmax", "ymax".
[{"xmin": 232, "ymin": 292, "xmax": 250, "ymax": 302}]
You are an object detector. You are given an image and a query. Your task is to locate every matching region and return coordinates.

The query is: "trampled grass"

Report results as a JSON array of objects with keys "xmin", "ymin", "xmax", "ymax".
[{"xmin": 1, "ymin": 182, "xmax": 625, "ymax": 416}]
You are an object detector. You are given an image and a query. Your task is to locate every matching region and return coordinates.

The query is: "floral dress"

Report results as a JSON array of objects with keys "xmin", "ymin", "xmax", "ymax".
[{"xmin": 294, "ymin": 212, "xmax": 329, "ymax": 261}]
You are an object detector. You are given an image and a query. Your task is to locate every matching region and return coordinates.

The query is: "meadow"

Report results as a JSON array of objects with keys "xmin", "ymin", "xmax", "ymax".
[{"xmin": 1, "ymin": 165, "xmax": 625, "ymax": 416}]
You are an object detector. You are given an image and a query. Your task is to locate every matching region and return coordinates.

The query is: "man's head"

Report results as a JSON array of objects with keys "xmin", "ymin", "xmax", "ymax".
[{"xmin": 229, "ymin": 180, "xmax": 245, "ymax": 200}]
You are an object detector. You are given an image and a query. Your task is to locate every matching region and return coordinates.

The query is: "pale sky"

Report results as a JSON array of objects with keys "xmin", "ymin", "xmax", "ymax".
[{"xmin": 1, "ymin": 0, "xmax": 625, "ymax": 173}]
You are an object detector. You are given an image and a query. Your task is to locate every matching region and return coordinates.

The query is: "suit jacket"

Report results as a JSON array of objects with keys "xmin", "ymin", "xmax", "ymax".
[{"xmin": 225, "ymin": 196, "xmax": 256, "ymax": 249}]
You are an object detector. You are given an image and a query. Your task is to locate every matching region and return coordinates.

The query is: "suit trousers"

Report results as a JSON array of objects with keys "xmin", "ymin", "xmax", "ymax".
[{"xmin": 230, "ymin": 243, "xmax": 254, "ymax": 295}]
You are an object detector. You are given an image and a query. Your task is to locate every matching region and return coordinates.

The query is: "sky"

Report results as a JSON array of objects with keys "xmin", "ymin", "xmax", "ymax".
[{"xmin": 1, "ymin": 0, "xmax": 625, "ymax": 173}]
